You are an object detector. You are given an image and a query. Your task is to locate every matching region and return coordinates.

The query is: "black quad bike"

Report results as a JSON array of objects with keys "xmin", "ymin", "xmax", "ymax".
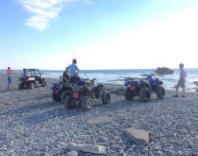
[
  {"xmin": 124, "ymin": 74, "xmax": 165, "ymax": 102},
  {"xmin": 52, "ymin": 78, "xmax": 111, "ymax": 111},
  {"xmin": 19, "ymin": 69, "xmax": 47, "ymax": 89}
]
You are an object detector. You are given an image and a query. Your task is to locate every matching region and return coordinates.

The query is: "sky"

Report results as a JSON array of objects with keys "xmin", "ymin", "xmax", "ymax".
[{"xmin": 0, "ymin": 0, "xmax": 198, "ymax": 70}]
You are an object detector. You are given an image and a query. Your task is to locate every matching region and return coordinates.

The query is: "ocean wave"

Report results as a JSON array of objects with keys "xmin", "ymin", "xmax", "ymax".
[{"xmin": 42, "ymin": 69, "xmax": 198, "ymax": 91}]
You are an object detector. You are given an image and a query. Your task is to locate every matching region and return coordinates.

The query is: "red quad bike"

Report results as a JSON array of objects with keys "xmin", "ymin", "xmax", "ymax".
[{"xmin": 19, "ymin": 69, "xmax": 47, "ymax": 89}]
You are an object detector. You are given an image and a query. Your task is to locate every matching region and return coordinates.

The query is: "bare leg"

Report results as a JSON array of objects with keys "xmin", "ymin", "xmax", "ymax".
[
  {"xmin": 176, "ymin": 86, "xmax": 178, "ymax": 96},
  {"xmin": 7, "ymin": 84, "xmax": 10, "ymax": 90},
  {"xmin": 182, "ymin": 86, "xmax": 185, "ymax": 97}
]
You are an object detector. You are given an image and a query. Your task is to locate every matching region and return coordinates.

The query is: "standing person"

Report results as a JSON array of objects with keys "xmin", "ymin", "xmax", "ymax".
[
  {"xmin": 63, "ymin": 67, "xmax": 70, "ymax": 82},
  {"xmin": 173, "ymin": 63, "xmax": 187, "ymax": 97},
  {"xmin": 21, "ymin": 68, "xmax": 26, "ymax": 78},
  {"xmin": 7, "ymin": 67, "xmax": 13, "ymax": 90},
  {"xmin": 67, "ymin": 59, "xmax": 80, "ymax": 84}
]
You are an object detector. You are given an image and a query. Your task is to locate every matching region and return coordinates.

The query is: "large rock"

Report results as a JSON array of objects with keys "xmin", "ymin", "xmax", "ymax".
[
  {"xmin": 125, "ymin": 128, "xmax": 150, "ymax": 145},
  {"xmin": 155, "ymin": 67, "xmax": 174, "ymax": 75},
  {"xmin": 66, "ymin": 150, "xmax": 78, "ymax": 156},
  {"xmin": 67, "ymin": 143, "xmax": 106, "ymax": 154},
  {"xmin": 87, "ymin": 116, "xmax": 113, "ymax": 125},
  {"xmin": 194, "ymin": 81, "xmax": 198, "ymax": 86}
]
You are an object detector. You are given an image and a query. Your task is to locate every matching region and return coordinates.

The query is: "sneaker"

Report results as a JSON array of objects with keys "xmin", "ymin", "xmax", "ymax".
[
  {"xmin": 173, "ymin": 95, "xmax": 178, "ymax": 97},
  {"xmin": 182, "ymin": 95, "xmax": 186, "ymax": 98}
]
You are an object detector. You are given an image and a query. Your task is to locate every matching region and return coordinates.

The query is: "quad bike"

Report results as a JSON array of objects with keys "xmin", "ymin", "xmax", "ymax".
[
  {"xmin": 51, "ymin": 76, "xmax": 85, "ymax": 102},
  {"xmin": 19, "ymin": 69, "xmax": 47, "ymax": 89},
  {"xmin": 51, "ymin": 78, "xmax": 111, "ymax": 111},
  {"xmin": 124, "ymin": 74, "xmax": 165, "ymax": 102},
  {"xmin": 51, "ymin": 82, "xmax": 73, "ymax": 102}
]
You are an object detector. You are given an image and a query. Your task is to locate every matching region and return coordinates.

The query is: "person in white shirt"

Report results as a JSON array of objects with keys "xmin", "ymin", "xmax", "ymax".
[
  {"xmin": 67, "ymin": 59, "xmax": 80, "ymax": 84},
  {"xmin": 173, "ymin": 63, "xmax": 187, "ymax": 97}
]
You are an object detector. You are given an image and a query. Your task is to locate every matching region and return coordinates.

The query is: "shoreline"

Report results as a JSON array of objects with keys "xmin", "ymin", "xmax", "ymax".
[
  {"xmin": 0, "ymin": 72, "xmax": 197, "ymax": 93},
  {"xmin": 1, "ymin": 69, "xmax": 198, "ymax": 92}
]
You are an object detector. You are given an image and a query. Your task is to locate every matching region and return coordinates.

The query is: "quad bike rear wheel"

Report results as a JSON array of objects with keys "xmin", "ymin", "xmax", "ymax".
[
  {"xmin": 95, "ymin": 85, "xmax": 103, "ymax": 98},
  {"xmin": 125, "ymin": 87, "xmax": 134, "ymax": 101},
  {"xmin": 64, "ymin": 96, "xmax": 76, "ymax": 109},
  {"xmin": 101, "ymin": 91, "xmax": 111, "ymax": 104},
  {"xmin": 156, "ymin": 86, "xmax": 165, "ymax": 99},
  {"xmin": 27, "ymin": 82, "xmax": 33, "ymax": 89},
  {"xmin": 80, "ymin": 96, "xmax": 93, "ymax": 111},
  {"xmin": 140, "ymin": 87, "xmax": 151, "ymax": 102}
]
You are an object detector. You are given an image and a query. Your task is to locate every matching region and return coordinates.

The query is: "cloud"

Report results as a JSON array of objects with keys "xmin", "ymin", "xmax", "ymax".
[
  {"xmin": 84, "ymin": 0, "xmax": 94, "ymax": 5},
  {"xmin": 20, "ymin": 0, "xmax": 91, "ymax": 31}
]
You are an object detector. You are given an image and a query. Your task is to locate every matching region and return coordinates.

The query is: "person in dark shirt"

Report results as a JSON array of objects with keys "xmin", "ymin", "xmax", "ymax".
[
  {"xmin": 63, "ymin": 67, "xmax": 70, "ymax": 82},
  {"xmin": 21, "ymin": 68, "xmax": 26, "ymax": 78}
]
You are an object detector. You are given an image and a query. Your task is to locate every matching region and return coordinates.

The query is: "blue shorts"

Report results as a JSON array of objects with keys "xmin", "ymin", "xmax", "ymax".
[{"xmin": 8, "ymin": 77, "xmax": 12, "ymax": 84}]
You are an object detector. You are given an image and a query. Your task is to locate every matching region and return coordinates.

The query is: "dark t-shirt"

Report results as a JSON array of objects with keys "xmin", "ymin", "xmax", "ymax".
[{"xmin": 63, "ymin": 71, "xmax": 70, "ymax": 82}]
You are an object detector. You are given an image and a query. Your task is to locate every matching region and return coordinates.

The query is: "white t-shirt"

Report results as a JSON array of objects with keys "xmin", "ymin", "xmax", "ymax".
[{"xmin": 180, "ymin": 68, "xmax": 187, "ymax": 81}]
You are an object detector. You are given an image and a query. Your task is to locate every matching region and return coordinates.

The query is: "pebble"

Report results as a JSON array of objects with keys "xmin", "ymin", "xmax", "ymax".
[{"xmin": 66, "ymin": 150, "xmax": 78, "ymax": 156}]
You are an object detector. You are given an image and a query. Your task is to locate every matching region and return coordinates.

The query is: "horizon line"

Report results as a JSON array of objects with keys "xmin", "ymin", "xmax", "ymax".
[{"xmin": 0, "ymin": 67, "xmax": 198, "ymax": 71}]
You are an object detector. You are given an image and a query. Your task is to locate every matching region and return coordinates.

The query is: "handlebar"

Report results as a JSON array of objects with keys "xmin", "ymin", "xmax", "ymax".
[
  {"xmin": 142, "ymin": 73, "xmax": 156, "ymax": 77},
  {"xmin": 125, "ymin": 77, "xmax": 142, "ymax": 81}
]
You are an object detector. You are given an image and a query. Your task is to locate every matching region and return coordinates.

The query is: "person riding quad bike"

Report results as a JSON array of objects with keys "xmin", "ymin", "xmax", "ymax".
[
  {"xmin": 124, "ymin": 74, "xmax": 165, "ymax": 102},
  {"xmin": 51, "ymin": 68, "xmax": 79, "ymax": 102},
  {"xmin": 63, "ymin": 67, "xmax": 70, "ymax": 83}
]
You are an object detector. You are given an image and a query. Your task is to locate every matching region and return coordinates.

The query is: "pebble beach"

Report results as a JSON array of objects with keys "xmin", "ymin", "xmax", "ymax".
[{"xmin": 1, "ymin": 73, "xmax": 198, "ymax": 155}]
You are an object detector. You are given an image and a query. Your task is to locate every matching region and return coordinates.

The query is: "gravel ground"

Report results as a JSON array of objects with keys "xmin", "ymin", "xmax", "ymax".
[{"xmin": 0, "ymin": 73, "xmax": 198, "ymax": 156}]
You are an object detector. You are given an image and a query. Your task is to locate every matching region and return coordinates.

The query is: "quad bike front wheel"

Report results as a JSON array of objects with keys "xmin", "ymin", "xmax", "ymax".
[
  {"xmin": 80, "ymin": 96, "xmax": 93, "ymax": 111},
  {"xmin": 41, "ymin": 81, "xmax": 47, "ymax": 87},
  {"xmin": 125, "ymin": 87, "xmax": 134, "ymax": 101},
  {"xmin": 19, "ymin": 83, "xmax": 24, "ymax": 89},
  {"xmin": 60, "ymin": 91, "xmax": 71, "ymax": 104},
  {"xmin": 52, "ymin": 92, "xmax": 60, "ymax": 102},
  {"xmin": 140, "ymin": 87, "xmax": 151, "ymax": 102},
  {"xmin": 156, "ymin": 86, "xmax": 165, "ymax": 99},
  {"xmin": 101, "ymin": 91, "xmax": 111, "ymax": 104}
]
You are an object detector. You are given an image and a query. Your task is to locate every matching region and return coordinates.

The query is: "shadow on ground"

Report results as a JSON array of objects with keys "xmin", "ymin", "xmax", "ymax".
[{"xmin": 0, "ymin": 101, "xmax": 57, "ymax": 116}]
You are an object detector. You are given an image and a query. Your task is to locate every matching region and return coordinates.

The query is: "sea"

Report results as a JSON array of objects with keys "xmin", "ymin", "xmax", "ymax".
[{"xmin": 41, "ymin": 68, "xmax": 198, "ymax": 91}]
